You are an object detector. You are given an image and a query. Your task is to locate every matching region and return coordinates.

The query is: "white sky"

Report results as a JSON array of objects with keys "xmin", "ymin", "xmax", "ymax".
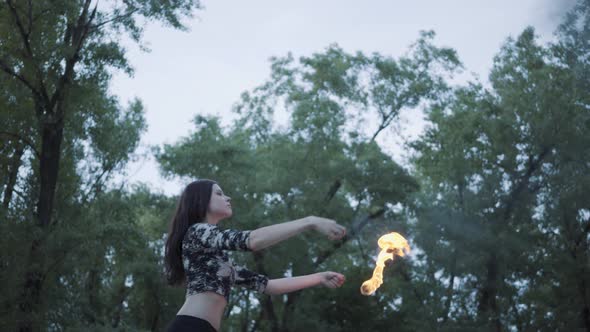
[{"xmin": 109, "ymin": 0, "xmax": 576, "ymax": 196}]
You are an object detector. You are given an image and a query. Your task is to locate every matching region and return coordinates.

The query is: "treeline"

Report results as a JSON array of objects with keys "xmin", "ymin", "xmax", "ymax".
[{"xmin": 0, "ymin": 1, "xmax": 588, "ymax": 331}]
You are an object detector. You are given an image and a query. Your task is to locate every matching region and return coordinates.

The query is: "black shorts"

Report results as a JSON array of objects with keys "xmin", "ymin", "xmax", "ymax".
[{"xmin": 166, "ymin": 315, "xmax": 217, "ymax": 332}]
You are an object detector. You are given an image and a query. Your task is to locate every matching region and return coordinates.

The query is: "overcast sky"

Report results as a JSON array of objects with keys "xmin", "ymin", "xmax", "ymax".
[{"xmin": 109, "ymin": 0, "xmax": 577, "ymax": 196}]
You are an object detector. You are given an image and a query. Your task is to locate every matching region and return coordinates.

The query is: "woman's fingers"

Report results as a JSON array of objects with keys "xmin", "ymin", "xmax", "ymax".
[
  {"xmin": 311, "ymin": 217, "xmax": 347, "ymax": 240},
  {"xmin": 333, "ymin": 225, "xmax": 346, "ymax": 239},
  {"xmin": 326, "ymin": 279, "xmax": 339, "ymax": 288},
  {"xmin": 325, "ymin": 221, "xmax": 347, "ymax": 240},
  {"xmin": 323, "ymin": 272, "xmax": 346, "ymax": 288},
  {"xmin": 329, "ymin": 278, "xmax": 344, "ymax": 288}
]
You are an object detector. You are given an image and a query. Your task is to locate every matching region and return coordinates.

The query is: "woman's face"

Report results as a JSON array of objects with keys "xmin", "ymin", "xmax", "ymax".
[{"xmin": 207, "ymin": 183, "xmax": 232, "ymax": 222}]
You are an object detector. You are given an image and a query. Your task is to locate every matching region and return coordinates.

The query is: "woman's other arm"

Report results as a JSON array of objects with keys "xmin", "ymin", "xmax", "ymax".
[
  {"xmin": 248, "ymin": 216, "xmax": 346, "ymax": 251},
  {"xmin": 264, "ymin": 272, "xmax": 345, "ymax": 295}
]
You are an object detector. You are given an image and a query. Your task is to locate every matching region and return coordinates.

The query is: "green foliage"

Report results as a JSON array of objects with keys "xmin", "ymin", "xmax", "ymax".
[
  {"xmin": 409, "ymin": 4, "xmax": 590, "ymax": 330},
  {"xmin": 153, "ymin": 30, "xmax": 461, "ymax": 331},
  {"xmin": 0, "ymin": 0, "xmax": 201, "ymax": 331},
  {"xmin": 2, "ymin": 0, "xmax": 589, "ymax": 331}
]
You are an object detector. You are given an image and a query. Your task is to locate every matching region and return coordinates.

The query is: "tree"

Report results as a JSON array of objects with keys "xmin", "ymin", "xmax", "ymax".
[
  {"xmin": 0, "ymin": 1, "xmax": 201, "ymax": 330},
  {"xmin": 154, "ymin": 31, "xmax": 460, "ymax": 332},
  {"xmin": 409, "ymin": 1, "xmax": 590, "ymax": 330}
]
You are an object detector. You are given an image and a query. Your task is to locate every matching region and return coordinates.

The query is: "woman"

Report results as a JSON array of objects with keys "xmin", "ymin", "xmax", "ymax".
[{"xmin": 164, "ymin": 179, "xmax": 347, "ymax": 332}]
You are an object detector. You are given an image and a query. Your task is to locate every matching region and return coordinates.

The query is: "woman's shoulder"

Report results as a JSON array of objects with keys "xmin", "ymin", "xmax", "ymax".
[
  {"xmin": 186, "ymin": 223, "xmax": 223, "ymax": 241},
  {"xmin": 189, "ymin": 222, "xmax": 218, "ymax": 232},
  {"xmin": 185, "ymin": 222, "xmax": 251, "ymax": 251},
  {"xmin": 185, "ymin": 223, "xmax": 213, "ymax": 241}
]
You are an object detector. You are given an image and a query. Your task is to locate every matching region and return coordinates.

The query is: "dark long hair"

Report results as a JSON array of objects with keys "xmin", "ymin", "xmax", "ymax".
[{"xmin": 164, "ymin": 179, "xmax": 217, "ymax": 286}]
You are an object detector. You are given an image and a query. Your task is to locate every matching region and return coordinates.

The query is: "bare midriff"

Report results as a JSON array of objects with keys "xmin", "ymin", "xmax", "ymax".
[{"xmin": 176, "ymin": 292, "xmax": 227, "ymax": 331}]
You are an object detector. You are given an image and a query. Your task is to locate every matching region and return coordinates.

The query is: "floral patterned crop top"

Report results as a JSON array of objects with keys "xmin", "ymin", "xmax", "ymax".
[{"xmin": 182, "ymin": 223, "xmax": 268, "ymax": 301}]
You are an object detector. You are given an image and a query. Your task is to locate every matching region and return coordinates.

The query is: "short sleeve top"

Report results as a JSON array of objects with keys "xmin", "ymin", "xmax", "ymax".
[{"xmin": 182, "ymin": 223, "xmax": 268, "ymax": 301}]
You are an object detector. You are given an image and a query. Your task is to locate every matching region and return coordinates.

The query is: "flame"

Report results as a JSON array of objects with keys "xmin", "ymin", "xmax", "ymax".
[{"xmin": 360, "ymin": 232, "xmax": 410, "ymax": 296}]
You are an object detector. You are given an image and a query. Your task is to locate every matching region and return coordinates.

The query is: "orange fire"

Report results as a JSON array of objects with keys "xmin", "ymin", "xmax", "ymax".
[{"xmin": 360, "ymin": 232, "xmax": 410, "ymax": 295}]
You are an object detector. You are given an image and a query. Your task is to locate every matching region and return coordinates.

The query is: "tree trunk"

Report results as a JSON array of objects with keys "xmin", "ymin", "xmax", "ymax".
[
  {"xmin": 441, "ymin": 251, "xmax": 456, "ymax": 323},
  {"xmin": 18, "ymin": 237, "xmax": 45, "ymax": 332},
  {"xmin": 477, "ymin": 254, "xmax": 501, "ymax": 332},
  {"xmin": 573, "ymin": 230, "xmax": 590, "ymax": 331},
  {"xmin": 83, "ymin": 268, "xmax": 100, "ymax": 324},
  {"xmin": 475, "ymin": 149, "xmax": 550, "ymax": 332},
  {"xmin": 111, "ymin": 280, "xmax": 128, "ymax": 329},
  {"xmin": 442, "ymin": 184, "xmax": 463, "ymax": 324},
  {"xmin": 3, "ymin": 142, "xmax": 25, "ymax": 209},
  {"xmin": 240, "ymin": 293, "xmax": 251, "ymax": 332},
  {"xmin": 280, "ymin": 292, "xmax": 300, "ymax": 332},
  {"xmin": 18, "ymin": 116, "xmax": 65, "ymax": 331},
  {"xmin": 149, "ymin": 298, "xmax": 161, "ymax": 332},
  {"xmin": 36, "ymin": 120, "xmax": 64, "ymax": 227},
  {"xmin": 580, "ymin": 277, "xmax": 590, "ymax": 332},
  {"xmin": 251, "ymin": 252, "xmax": 279, "ymax": 332}
]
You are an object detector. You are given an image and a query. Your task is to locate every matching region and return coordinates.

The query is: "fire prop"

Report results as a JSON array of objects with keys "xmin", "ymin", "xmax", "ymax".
[{"xmin": 360, "ymin": 232, "xmax": 410, "ymax": 295}]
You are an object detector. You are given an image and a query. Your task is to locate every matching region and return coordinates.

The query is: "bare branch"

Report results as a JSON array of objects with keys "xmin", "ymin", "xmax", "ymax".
[
  {"xmin": 5, "ymin": 0, "xmax": 51, "ymax": 105},
  {"xmin": 80, "ymin": 162, "xmax": 117, "ymax": 204},
  {"xmin": 502, "ymin": 146, "xmax": 551, "ymax": 220},
  {"xmin": 80, "ymin": 2, "xmax": 99, "ymax": 45},
  {"xmin": 49, "ymin": 0, "xmax": 98, "ymax": 112},
  {"xmin": 5, "ymin": 0, "xmax": 33, "ymax": 56},
  {"xmin": 0, "ymin": 58, "xmax": 40, "ymax": 97},
  {"xmin": 323, "ymin": 179, "xmax": 342, "ymax": 205},
  {"xmin": 0, "ymin": 131, "xmax": 40, "ymax": 159},
  {"xmin": 10, "ymin": 185, "xmax": 27, "ymax": 202},
  {"xmin": 90, "ymin": 8, "xmax": 140, "ymax": 31},
  {"xmin": 575, "ymin": 221, "xmax": 590, "ymax": 249},
  {"xmin": 27, "ymin": 0, "xmax": 32, "ymax": 36},
  {"xmin": 313, "ymin": 207, "xmax": 386, "ymax": 268}
]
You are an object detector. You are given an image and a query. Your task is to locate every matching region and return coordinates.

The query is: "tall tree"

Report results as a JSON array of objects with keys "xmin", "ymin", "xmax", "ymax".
[
  {"xmin": 0, "ymin": 1, "xmax": 201, "ymax": 330},
  {"xmin": 155, "ymin": 31, "xmax": 460, "ymax": 332},
  {"xmin": 409, "ymin": 1, "xmax": 590, "ymax": 330}
]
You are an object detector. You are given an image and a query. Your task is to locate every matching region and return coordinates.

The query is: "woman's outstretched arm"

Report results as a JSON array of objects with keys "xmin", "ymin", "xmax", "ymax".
[
  {"xmin": 248, "ymin": 216, "xmax": 346, "ymax": 251},
  {"xmin": 264, "ymin": 272, "xmax": 345, "ymax": 295}
]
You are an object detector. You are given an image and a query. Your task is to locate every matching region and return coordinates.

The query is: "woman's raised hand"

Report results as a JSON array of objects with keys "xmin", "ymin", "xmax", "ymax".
[
  {"xmin": 318, "ymin": 271, "xmax": 346, "ymax": 288},
  {"xmin": 307, "ymin": 216, "xmax": 347, "ymax": 240}
]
